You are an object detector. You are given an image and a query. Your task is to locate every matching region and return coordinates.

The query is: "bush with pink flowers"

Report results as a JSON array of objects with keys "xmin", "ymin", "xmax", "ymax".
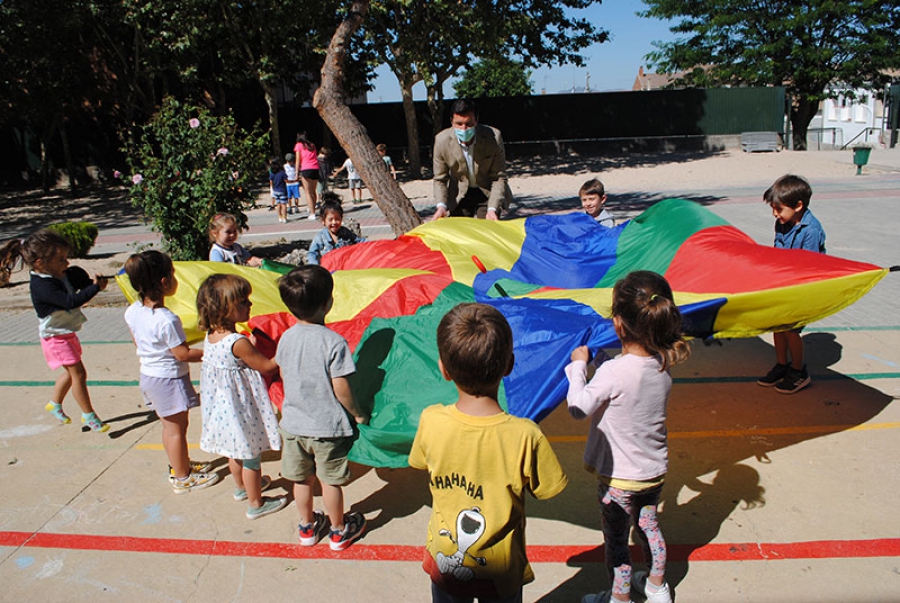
[{"xmin": 125, "ymin": 97, "xmax": 269, "ymax": 260}]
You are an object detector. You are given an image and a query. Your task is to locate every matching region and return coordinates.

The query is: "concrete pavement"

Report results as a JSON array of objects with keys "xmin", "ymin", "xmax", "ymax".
[{"xmin": 1, "ymin": 148, "xmax": 899, "ymax": 602}]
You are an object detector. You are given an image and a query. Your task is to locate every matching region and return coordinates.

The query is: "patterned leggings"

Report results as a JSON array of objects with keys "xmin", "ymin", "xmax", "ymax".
[{"xmin": 599, "ymin": 481, "xmax": 667, "ymax": 598}]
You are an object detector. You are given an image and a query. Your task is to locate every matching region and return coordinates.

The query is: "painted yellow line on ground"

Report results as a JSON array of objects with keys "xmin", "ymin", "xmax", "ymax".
[{"xmin": 548, "ymin": 421, "xmax": 900, "ymax": 443}]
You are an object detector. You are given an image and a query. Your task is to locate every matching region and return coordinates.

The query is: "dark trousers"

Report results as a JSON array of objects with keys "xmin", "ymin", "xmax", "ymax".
[{"xmin": 450, "ymin": 188, "xmax": 491, "ymax": 219}]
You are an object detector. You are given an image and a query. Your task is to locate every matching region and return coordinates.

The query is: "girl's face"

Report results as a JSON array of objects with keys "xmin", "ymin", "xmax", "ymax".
[
  {"xmin": 36, "ymin": 248, "xmax": 69, "ymax": 279},
  {"xmin": 323, "ymin": 210, "xmax": 343, "ymax": 235},
  {"xmin": 213, "ymin": 221, "xmax": 239, "ymax": 248},
  {"xmin": 163, "ymin": 270, "xmax": 178, "ymax": 297},
  {"xmin": 229, "ymin": 295, "xmax": 253, "ymax": 325}
]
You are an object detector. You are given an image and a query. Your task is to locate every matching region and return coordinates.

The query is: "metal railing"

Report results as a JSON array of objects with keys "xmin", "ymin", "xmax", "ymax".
[
  {"xmin": 840, "ymin": 128, "xmax": 883, "ymax": 149},
  {"xmin": 805, "ymin": 128, "xmax": 843, "ymax": 150}
]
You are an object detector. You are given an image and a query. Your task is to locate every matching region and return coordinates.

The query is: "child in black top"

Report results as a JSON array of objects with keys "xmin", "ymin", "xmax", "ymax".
[{"xmin": 10, "ymin": 230, "xmax": 109, "ymax": 431}]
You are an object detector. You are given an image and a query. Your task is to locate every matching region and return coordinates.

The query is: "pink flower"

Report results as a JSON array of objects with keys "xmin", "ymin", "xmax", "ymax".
[
  {"xmin": 132, "ymin": 174, "xmax": 143, "ymax": 185},
  {"xmin": 113, "ymin": 170, "xmax": 122, "ymax": 179},
  {"xmin": 189, "ymin": 118, "xmax": 200, "ymax": 129},
  {"xmin": 231, "ymin": 171, "xmax": 240, "ymax": 180},
  {"xmin": 217, "ymin": 147, "xmax": 229, "ymax": 156}
]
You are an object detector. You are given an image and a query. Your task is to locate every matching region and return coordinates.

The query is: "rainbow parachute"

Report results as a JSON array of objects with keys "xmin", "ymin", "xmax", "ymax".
[{"xmin": 116, "ymin": 199, "xmax": 887, "ymax": 468}]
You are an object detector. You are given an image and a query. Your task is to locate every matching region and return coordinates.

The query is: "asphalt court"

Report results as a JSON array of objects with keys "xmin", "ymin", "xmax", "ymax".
[{"xmin": 1, "ymin": 166, "xmax": 899, "ymax": 601}]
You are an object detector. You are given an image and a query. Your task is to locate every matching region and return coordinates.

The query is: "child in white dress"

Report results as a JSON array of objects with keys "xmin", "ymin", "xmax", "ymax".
[{"xmin": 196, "ymin": 274, "xmax": 286, "ymax": 520}]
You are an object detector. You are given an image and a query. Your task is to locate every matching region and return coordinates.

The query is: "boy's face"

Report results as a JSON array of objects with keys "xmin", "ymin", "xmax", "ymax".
[
  {"xmin": 580, "ymin": 193, "xmax": 606, "ymax": 218},
  {"xmin": 770, "ymin": 201, "xmax": 804, "ymax": 227}
]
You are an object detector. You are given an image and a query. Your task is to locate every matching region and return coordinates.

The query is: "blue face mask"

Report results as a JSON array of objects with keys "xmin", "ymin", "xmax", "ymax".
[{"xmin": 454, "ymin": 127, "xmax": 475, "ymax": 144}]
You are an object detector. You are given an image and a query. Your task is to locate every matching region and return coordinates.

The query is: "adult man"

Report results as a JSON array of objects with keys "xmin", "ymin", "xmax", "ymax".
[{"xmin": 432, "ymin": 99, "xmax": 513, "ymax": 221}]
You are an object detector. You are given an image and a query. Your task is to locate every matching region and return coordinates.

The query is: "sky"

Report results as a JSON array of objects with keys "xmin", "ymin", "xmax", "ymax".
[{"xmin": 366, "ymin": 1, "xmax": 679, "ymax": 104}]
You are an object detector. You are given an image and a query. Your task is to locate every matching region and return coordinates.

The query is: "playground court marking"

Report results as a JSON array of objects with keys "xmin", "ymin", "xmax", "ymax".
[{"xmin": 1, "ymin": 531, "xmax": 897, "ymax": 563}]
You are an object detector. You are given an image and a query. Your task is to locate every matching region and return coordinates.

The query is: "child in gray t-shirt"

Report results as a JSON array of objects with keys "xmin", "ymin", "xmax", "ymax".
[{"xmin": 275, "ymin": 265, "xmax": 370, "ymax": 551}]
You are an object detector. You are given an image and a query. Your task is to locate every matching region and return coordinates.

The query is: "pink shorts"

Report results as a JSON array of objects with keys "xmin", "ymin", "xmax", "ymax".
[{"xmin": 40, "ymin": 333, "xmax": 83, "ymax": 370}]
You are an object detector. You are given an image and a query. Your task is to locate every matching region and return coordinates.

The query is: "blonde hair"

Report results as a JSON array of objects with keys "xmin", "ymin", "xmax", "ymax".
[
  {"xmin": 208, "ymin": 213, "xmax": 238, "ymax": 243},
  {"xmin": 196, "ymin": 273, "xmax": 252, "ymax": 332}
]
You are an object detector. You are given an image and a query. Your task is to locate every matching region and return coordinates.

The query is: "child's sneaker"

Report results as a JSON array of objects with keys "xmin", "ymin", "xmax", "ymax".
[
  {"xmin": 298, "ymin": 511, "xmax": 327, "ymax": 546},
  {"xmin": 81, "ymin": 413, "xmax": 109, "ymax": 433},
  {"xmin": 45, "ymin": 402, "xmax": 71, "ymax": 424},
  {"xmin": 757, "ymin": 362, "xmax": 789, "ymax": 387},
  {"xmin": 632, "ymin": 571, "xmax": 672, "ymax": 603},
  {"xmin": 171, "ymin": 471, "xmax": 220, "ymax": 494},
  {"xmin": 245, "ymin": 496, "xmax": 287, "ymax": 520},
  {"xmin": 775, "ymin": 365, "xmax": 811, "ymax": 394},
  {"xmin": 329, "ymin": 511, "xmax": 367, "ymax": 551},
  {"xmin": 168, "ymin": 460, "xmax": 214, "ymax": 482},
  {"xmin": 233, "ymin": 475, "xmax": 272, "ymax": 501}
]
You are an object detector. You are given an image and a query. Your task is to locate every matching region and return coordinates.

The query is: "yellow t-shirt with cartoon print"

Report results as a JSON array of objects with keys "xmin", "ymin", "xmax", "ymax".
[{"xmin": 409, "ymin": 404, "xmax": 568, "ymax": 598}]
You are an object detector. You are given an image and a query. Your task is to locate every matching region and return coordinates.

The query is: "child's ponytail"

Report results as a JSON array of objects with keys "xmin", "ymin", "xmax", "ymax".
[{"xmin": 612, "ymin": 271, "xmax": 691, "ymax": 371}]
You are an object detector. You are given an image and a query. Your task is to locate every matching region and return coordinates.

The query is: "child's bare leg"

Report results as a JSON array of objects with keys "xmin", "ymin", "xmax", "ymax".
[
  {"xmin": 293, "ymin": 475, "xmax": 317, "ymax": 525},
  {"xmin": 64, "ymin": 361, "xmax": 96, "ymax": 415},
  {"xmin": 161, "ymin": 411, "xmax": 190, "ymax": 477},
  {"xmin": 51, "ymin": 367, "xmax": 73, "ymax": 407},
  {"xmin": 228, "ymin": 458, "xmax": 244, "ymax": 490},
  {"xmin": 773, "ymin": 331, "xmax": 789, "ymax": 365},
  {"xmin": 785, "ymin": 331, "xmax": 804, "ymax": 370},
  {"xmin": 321, "ymin": 482, "xmax": 345, "ymax": 531},
  {"xmin": 242, "ymin": 460, "xmax": 264, "ymax": 508}
]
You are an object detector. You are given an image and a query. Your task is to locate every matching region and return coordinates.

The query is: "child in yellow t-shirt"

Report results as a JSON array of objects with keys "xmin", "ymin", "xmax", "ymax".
[{"xmin": 409, "ymin": 303, "xmax": 568, "ymax": 601}]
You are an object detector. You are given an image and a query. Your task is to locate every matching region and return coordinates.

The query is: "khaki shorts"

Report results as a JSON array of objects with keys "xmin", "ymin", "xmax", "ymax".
[{"xmin": 279, "ymin": 428, "xmax": 353, "ymax": 485}]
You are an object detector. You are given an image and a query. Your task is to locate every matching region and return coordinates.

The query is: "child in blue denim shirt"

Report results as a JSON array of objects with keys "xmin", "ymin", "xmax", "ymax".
[
  {"xmin": 757, "ymin": 174, "xmax": 826, "ymax": 394},
  {"xmin": 306, "ymin": 195, "xmax": 367, "ymax": 265}
]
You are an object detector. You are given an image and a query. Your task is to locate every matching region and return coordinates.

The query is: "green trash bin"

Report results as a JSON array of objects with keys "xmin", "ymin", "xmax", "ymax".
[{"xmin": 853, "ymin": 146, "xmax": 872, "ymax": 175}]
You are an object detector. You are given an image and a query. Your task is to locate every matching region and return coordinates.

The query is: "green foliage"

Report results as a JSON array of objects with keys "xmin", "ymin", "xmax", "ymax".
[
  {"xmin": 454, "ymin": 59, "xmax": 533, "ymax": 98},
  {"xmin": 47, "ymin": 222, "xmax": 99, "ymax": 259},
  {"xmin": 125, "ymin": 97, "xmax": 269, "ymax": 260},
  {"xmin": 640, "ymin": 0, "xmax": 900, "ymax": 148}
]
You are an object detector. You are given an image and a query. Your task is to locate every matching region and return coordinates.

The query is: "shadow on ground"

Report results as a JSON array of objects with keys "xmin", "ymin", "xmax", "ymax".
[
  {"xmin": 0, "ymin": 184, "xmax": 142, "ymax": 240},
  {"xmin": 507, "ymin": 148, "xmax": 728, "ymax": 178},
  {"xmin": 508, "ymin": 191, "xmax": 728, "ymax": 219},
  {"xmin": 334, "ymin": 332, "xmax": 885, "ymax": 603}
]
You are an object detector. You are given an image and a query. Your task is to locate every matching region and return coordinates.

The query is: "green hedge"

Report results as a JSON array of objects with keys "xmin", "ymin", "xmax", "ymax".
[{"xmin": 47, "ymin": 221, "xmax": 99, "ymax": 258}]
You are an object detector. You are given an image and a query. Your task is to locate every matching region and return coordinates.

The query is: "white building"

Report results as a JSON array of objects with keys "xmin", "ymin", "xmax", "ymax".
[{"xmin": 808, "ymin": 86, "xmax": 887, "ymax": 149}]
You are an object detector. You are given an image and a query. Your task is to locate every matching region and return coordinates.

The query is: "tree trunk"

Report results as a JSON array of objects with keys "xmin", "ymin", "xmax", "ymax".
[
  {"xmin": 261, "ymin": 79, "xmax": 281, "ymax": 157},
  {"xmin": 40, "ymin": 121, "xmax": 55, "ymax": 193},
  {"xmin": 425, "ymin": 78, "xmax": 447, "ymax": 140},
  {"xmin": 400, "ymin": 82, "xmax": 422, "ymax": 177},
  {"xmin": 313, "ymin": 0, "xmax": 421, "ymax": 236},
  {"xmin": 790, "ymin": 94, "xmax": 819, "ymax": 151},
  {"xmin": 60, "ymin": 121, "xmax": 77, "ymax": 198}
]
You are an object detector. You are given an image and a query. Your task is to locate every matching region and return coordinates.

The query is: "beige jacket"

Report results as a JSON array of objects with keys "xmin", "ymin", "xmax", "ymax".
[{"xmin": 432, "ymin": 124, "xmax": 512, "ymax": 213}]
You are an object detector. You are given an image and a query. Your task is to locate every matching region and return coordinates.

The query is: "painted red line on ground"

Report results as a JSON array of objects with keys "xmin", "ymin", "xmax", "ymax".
[{"xmin": 2, "ymin": 531, "xmax": 899, "ymax": 563}]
